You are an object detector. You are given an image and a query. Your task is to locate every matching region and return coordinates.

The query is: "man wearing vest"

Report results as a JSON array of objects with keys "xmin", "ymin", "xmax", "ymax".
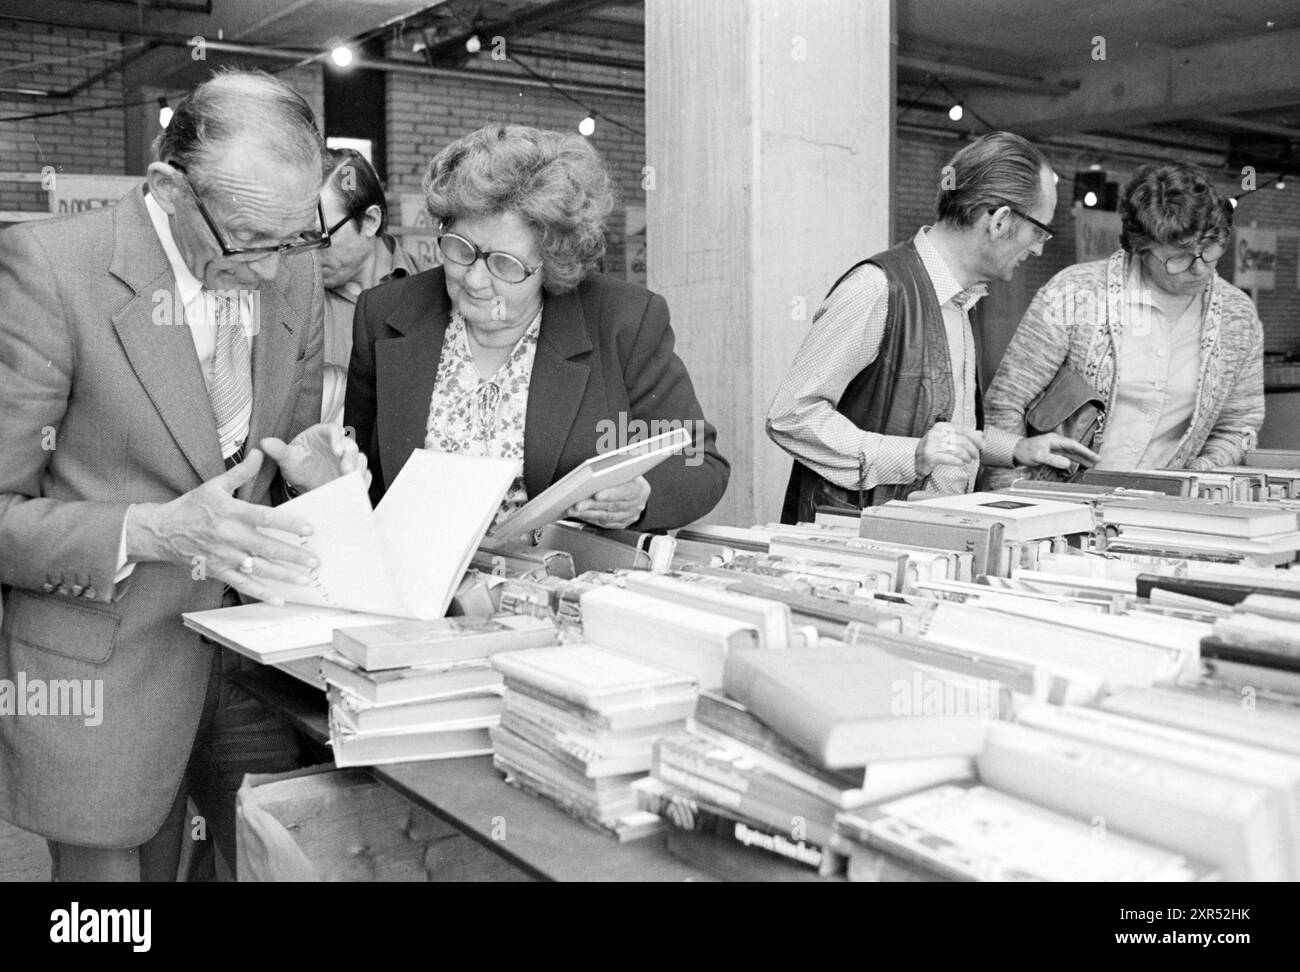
[{"xmin": 770, "ymin": 131, "xmax": 1099, "ymax": 524}]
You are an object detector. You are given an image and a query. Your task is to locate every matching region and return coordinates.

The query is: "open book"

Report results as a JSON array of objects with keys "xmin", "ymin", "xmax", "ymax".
[
  {"xmin": 183, "ymin": 450, "xmax": 517, "ymax": 660},
  {"xmin": 488, "ymin": 426, "xmax": 691, "ymax": 541}
]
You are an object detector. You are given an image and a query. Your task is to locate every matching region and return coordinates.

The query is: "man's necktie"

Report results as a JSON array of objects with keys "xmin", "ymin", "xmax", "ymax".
[{"xmin": 209, "ymin": 291, "xmax": 252, "ymax": 469}]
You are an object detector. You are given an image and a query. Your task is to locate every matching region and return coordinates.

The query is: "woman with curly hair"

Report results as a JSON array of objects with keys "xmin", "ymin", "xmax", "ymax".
[
  {"xmin": 984, "ymin": 160, "xmax": 1264, "ymax": 483},
  {"xmin": 345, "ymin": 124, "xmax": 729, "ymax": 531}
]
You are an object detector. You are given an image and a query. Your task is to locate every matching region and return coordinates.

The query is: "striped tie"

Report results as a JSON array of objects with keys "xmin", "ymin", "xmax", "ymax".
[{"xmin": 209, "ymin": 291, "xmax": 252, "ymax": 468}]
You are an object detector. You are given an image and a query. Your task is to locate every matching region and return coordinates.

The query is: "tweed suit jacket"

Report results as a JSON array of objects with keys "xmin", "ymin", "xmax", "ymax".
[{"xmin": 0, "ymin": 186, "xmax": 324, "ymax": 845}]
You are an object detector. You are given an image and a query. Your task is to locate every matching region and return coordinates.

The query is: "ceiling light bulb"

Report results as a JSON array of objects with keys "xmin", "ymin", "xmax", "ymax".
[
  {"xmin": 578, "ymin": 115, "xmax": 596, "ymax": 136},
  {"xmin": 948, "ymin": 104, "xmax": 963, "ymax": 122},
  {"xmin": 1083, "ymin": 191, "xmax": 1098, "ymax": 207},
  {"xmin": 331, "ymin": 46, "xmax": 353, "ymax": 67},
  {"xmin": 465, "ymin": 34, "xmax": 482, "ymax": 54}
]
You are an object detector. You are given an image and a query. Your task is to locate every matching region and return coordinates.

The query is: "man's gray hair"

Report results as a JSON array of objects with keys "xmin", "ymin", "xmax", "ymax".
[
  {"xmin": 936, "ymin": 131, "xmax": 1051, "ymax": 228},
  {"xmin": 152, "ymin": 69, "xmax": 323, "ymax": 191}
]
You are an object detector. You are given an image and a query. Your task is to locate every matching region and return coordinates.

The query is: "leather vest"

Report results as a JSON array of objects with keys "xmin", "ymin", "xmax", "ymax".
[{"xmin": 780, "ymin": 239, "xmax": 981, "ymax": 524}]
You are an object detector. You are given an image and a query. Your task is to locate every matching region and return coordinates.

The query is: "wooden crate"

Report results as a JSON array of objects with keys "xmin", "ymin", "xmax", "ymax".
[{"xmin": 236, "ymin": 765, "xmax": 530, "ymax": 882}]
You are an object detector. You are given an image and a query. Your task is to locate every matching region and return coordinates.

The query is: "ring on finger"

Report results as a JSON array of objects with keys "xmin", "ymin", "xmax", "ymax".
[{"xmin": 238, "ymin": 555, "xmax": 256, "ymax": 575}]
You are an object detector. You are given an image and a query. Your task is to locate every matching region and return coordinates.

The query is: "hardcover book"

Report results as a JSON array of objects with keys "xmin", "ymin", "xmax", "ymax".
[
  {"xmin": 835, "ymin": 781, "xmax": 1217, "ymax": 882},
  {"xmin": 904, "ymin": 491, "xmax": 1095, "ymax": 541},
  {"xmin": 722, "ymin": 645, "xmax": 993, "ymax": 769},
  {"xmin": 333, "ymin": 614, "xmax": 558, "ymax": 671}
]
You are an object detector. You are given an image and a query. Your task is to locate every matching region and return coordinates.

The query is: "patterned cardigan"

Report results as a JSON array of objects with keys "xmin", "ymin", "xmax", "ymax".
[{"xmin": 983, "ymin": 249, "xmax": 1264, "ymax": 484}]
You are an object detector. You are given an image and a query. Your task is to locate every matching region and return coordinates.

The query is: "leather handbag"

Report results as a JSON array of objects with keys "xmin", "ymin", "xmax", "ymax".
[
  {"xmin": 1025, "ymin": 365, "xmax": 1105, "ymax": 447},
  {"xmin": 1023, "ymin": 366, "xmax": 1105, "ymax": 482}
]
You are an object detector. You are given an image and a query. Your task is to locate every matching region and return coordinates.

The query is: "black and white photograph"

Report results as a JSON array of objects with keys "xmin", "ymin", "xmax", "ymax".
[{"xmin": 0, "ymin": 0, "xmax": 1290, "ymax": 945}]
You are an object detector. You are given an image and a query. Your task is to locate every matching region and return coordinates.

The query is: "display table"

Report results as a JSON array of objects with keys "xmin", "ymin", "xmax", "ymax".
[{"xmin": 230, "ymin": 666, "xmax": 818, "ymax": 882}]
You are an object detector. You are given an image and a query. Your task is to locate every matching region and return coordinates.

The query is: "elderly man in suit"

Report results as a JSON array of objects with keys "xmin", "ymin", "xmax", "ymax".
[{"xmin": 0, "ymin": 70, "xmax": 365, "ymax": 881}]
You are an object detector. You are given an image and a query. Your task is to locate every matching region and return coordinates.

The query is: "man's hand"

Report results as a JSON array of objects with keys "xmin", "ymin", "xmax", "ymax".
[
  {"xmin": 566, "ymin": 476, "xmax": 651, "ymax": 530},
  {"xmin": 915, "ymin": 422, "xmax": 983, "ymax": 478},
  {"xmin": 261, "ymin": 423, "xmax": 369, "ymax": 493},
  {"xmin": 1013, "ymin": 433, "xmax": 1101, "ymax": 471},
  {"xmin": 124, "ymin": 450, "xmax": 318, "ymax": 605}
]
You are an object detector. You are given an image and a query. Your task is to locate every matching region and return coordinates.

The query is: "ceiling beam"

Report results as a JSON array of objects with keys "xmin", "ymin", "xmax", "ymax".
[
  {"xmin": 421, "ymin": 0, "xmax": 614, "ymax": 63},
  {"xmin": 1204, "ymin": 114, "xmax": 1300, "ymax": 141},
  {"xmin": 968, "ymin": 27, "xmax": 1300, "ymax": 134},
  {"xmin": 896, "ymin": 54, "xmax": 1075, "ymax": 95}
]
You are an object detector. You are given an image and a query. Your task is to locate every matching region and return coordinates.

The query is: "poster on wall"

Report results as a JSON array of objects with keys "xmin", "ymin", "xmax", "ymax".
[
  {"xmin": 1073, "ymin": 206, "xmax": 1121, "ymax": 263},
  {"xmin": 47, "ymin": 174, "xmax": 142, "ymax": 215},
  {"xmin": 1235, "ymin": 227, "xmax": 1277, "ymax": 290},
  {"xmin": 396, "ymin": 192, "xmax": 441, "ymax": 271}
]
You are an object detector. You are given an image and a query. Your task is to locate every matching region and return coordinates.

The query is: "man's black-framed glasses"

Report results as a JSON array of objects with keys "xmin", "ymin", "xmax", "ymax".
[
  {"xmin": 1151, "ymin": 241, "xmax": 1227, "ymax": 274},
  {"xmin": 437, "ymin": 228, "xmax": 541, "ymax": 284},
  {"xmin": 988, "ymin": 201, "xmax": 1054, "ymax": 243},
  {"xmin": 169, "ymin": 162, "xmax": 330, "ymax": 258}
]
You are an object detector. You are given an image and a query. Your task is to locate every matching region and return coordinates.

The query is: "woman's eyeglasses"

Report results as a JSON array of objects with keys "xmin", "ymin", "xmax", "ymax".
[
  {"xmin": 1151, "ymin": 242, "xmax": 1226, "ymax": 274},
  {"xmin": 437, "ymin": 230, "xmax": 541, "ymax": 284},
  {"xmin": 169, "ymin": 162, "xmax": 330, "ymax": 259}
]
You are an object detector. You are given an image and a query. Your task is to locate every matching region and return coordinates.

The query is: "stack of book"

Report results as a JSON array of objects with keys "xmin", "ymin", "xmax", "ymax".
[
  {"xmin": 488, "ymin": 644, "xmax": 699, "ymax": 839},
  {"xmin": 1083, "ymin": 466, "xmax": 1262, "ymax": 501},
  {"xmin": 577, "ymin": 584, "xmax": 764, "ymax": 689},
  {"xmin": 1200, "ymin": 593, "xmax": 1300, "ymax": 696},
  {"xmin": 830, "ymin": 780, "xmax": 1221, "ymax": 881},
  {"xmin": 324, "ymin": 614, "xmax": 558, "ymax": 767},
  {"xmin": 1097, "ymin": 495, "xmax": 1300, "ymax": 567},
  {"xmin": 635, "ymin": 688, "xmax": 976, "ymax": 876},
  {"xmin": 633, "ymin": 643, "xmax": 993, "ymax": 875}
]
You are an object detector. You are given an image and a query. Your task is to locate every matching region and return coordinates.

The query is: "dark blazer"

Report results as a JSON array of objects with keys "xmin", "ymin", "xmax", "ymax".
[
  {"xmin": 0, "ymin": 187, "xmax": 324, "ymax": 845},
  {"xmin": 345, "ymin": 267, "xmax": 728, "ymax": 531}
]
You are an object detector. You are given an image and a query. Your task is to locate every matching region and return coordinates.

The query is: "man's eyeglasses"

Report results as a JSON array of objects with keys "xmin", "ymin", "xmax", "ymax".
[
  {"xmin": 988, "ymin": 202, "xmax": 1054, "ymax": 243},
  {"xmin": 1150, "ymin": 242, "xmax": 1226, "ymax": 275},
  {"xmin": 437, "ymin": 229, "xmax": 541, "ymax": 284},
  {"xmin": 169, "ymin": 162, "xmax": 330, "ymax": 259}
]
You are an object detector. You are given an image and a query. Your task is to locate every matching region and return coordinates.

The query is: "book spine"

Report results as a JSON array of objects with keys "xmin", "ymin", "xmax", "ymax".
[
  {"xmin": 721, "ymin": 654, "xmax": 834, "ymax": 768},
  {"xmin": 652, "ymin": 748, "xmax": 835, "ymax": 845},
  {"xmin": 636, "ymin": 782, "xmax": 829, "ymax": 872}
]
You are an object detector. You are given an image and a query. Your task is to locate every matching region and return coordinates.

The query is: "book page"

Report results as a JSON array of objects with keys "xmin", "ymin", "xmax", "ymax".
[
  {"xmin": 252, "ymin": 453, "xmax": 517, "ymax": 618},
  {"xmin": 374, "ymin": 449, "xmax": 519, "ymax": 618},
  {"xmin": 255, "ymin": 472, "xmax": 410, "ymax": 616}
]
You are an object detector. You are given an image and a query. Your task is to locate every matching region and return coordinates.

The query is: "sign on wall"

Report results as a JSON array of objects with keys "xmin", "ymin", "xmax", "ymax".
[
  {"xmin": 1073, "ymin": 206, "xmax": 1121, "ymax": 263},
  {"xmin": 47, "ymin": 175, "xmax": 141, "ymax": 215},
  {"xmin": 396, "ymin": 192, "xmax": 440, "ymax": 271},
  {"xmin": 1235, "ymin": 227, "xmax": 1277, "ymax": 290}
]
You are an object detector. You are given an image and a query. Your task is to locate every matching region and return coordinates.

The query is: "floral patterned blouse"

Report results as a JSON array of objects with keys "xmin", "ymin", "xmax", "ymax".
[{"xmin": 425, "ymin": 309, "xmax": 542, "ymax": 527}]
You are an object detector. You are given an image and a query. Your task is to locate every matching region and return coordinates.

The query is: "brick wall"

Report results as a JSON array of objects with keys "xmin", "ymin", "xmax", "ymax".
[
  {"xmin": 0, "ymin": 20, "xmax": 129, "ymax": 212},
  {"xmin": 3, "ymin": 18, "xmax": 1298, "ymax": 351},
  {"xmin": 379, "ymin": 34, "xmax": 645, "ymax": 275}
]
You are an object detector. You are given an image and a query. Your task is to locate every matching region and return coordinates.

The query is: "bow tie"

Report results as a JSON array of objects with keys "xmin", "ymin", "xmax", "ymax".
[{"xmin": 951, "ymin": 284, "xmax": 989, "ymax": 311}]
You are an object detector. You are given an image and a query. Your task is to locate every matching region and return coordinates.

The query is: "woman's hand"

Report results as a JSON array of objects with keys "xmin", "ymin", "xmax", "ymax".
[
  {"xmin": 261, "ymin": 423, "xmax": 370, "ymax": 493},
  {"xmin": 1013, "ymin": 433, "xmax": 1100, "ymax": 471},
  {"xmin": 566, "ymin": 476, "xmax": 651, "ymax": 530}
]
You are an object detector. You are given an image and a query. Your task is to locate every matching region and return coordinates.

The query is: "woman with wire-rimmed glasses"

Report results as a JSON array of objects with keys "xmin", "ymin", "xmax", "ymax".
[
  {"xmin": 344, "ymin": 123, "xmax": 729, "ymax": 533},
  {"xmin": 984, "ymin": 160, "xmax": 1264, "ymax": 480}
]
